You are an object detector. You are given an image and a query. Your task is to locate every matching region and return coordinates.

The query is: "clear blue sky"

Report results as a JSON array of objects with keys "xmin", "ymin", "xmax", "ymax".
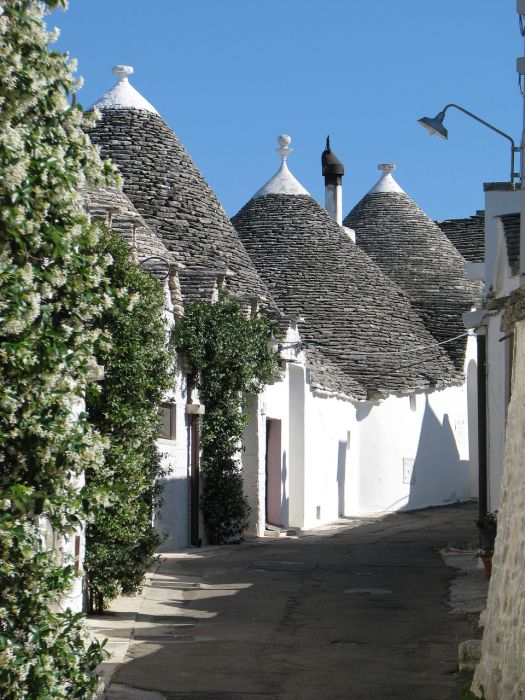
[{"xmin": 54, "ymin": 1, "xmax": 522, "ymax": 221}]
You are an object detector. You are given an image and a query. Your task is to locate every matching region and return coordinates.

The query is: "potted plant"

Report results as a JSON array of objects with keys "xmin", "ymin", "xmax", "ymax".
[{"xmin": 476, "ymin": 511, "xmax": 497, "ymax": 578}]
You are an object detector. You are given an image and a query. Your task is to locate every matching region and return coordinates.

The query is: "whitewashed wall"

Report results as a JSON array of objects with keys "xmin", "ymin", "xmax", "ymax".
[
  {"xmin": 348, "ymin": 337, "xmax": 476, "ymax": 516},
  {"xmin": 352, "ymin": 385, "xmax": 471, "ymax": 514},
  {"xmin": 480, "ymin": 188, "xmax": 521, "ymax": 512},
  {"xmin": 242, "ymin": 337, "xmax": 476, "ymax": 535},
  {"xmin": 242, "ymin": 361, "xmax": 358, "ymax": 533},
  {"xmin": 155, "ymin": 367, "xmax": 191, "ymax": 550},
  {"xmin": 303, "ymin": 388, "xmax": 356, "ymax": 529},
  {"xmin": 242, "ymin": 369, "xmax": 290, "ymax": 536},
  {"xmin": 155, "ymin": 284, "xmax": 191, "ymax": 550}
]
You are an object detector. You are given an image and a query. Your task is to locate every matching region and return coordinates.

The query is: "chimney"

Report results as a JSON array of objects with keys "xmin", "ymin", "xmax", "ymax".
[{"xmin": 321, "ymin": 136, "xmax": 345, "ymax": 225}]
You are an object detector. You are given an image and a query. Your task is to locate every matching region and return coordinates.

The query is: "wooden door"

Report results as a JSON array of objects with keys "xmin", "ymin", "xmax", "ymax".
[{"xmin": 266, "ymin": 419, "xmax": 282, "ymax": 526}]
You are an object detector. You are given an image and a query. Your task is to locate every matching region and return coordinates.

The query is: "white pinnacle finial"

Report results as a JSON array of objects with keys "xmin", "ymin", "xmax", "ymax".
[
  {"xmin": 378, "ymin": 163, "xmax": 396, "ymax": 174},
  {"xmin": 92, "ymin": 65, "xmax": 159, "ymax": 115},
  {"xmin": 368, "ymin": 162, "xmax": 405, "ymax": 194},
  {"xmin": 251, "ymin": 134, "xmax": 309, "ymax": 198},
  {"xmin": 112, "ymin": 65, "xmax": 134, "ymax": 81},
  {"xmin": 276, "ymin": 134, "xmax": 293, "ymax": 161}
]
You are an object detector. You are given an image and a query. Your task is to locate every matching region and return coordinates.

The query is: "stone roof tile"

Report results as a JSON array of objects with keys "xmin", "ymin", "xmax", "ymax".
[
  {"xmin": 88, "ymin": 107, "xmax": 274, "ymax": 308},
  {"xmin": 233, "ymin": 193, "xmax": 458, "ymax": 399},
  {"xmin": 436, "ymin": 212, "xmax": 485, "ymax": 263},
  {"xmin": 84, "ymin": 186, "xmax": 179, "ymax": 276},
  {"xmin": 345, "ymin": 188, "xmax": 483, "ymax": 370}
]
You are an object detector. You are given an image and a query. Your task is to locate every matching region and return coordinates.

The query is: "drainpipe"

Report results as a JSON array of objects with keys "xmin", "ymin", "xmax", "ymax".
[
  {"xmin": 477, "ymin": 333, "xmax": 488, "ymax": 521},
  {"xmin": 321, "ymin": 136, "xmax": 345, "ymax": 225}
]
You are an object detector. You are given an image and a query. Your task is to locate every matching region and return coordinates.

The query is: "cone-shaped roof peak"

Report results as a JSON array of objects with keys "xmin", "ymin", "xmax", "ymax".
[
  {"xmin": 232, "ymin": 188, "xmax": 458, "ymax": 399},
  {"xmin": 88, "ymin": 83, "xmax": 273, "ymax": 308},
  {"xmin": 344, "ymin": 167, "xmax": 482, "ymax": 371},
  {"xmin": 252, "ymin": 135, "xmax": 309, "ymax": 199},
  {"xmin": 92, "ymin": 65, "xmax": 159, "ymax": 115},
  {"xmin": 368, "ymin": 163, "xmax": 405, "ymax": 194}
]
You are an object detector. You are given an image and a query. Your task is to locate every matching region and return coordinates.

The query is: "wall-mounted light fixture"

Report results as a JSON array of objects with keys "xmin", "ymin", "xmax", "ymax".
[{"xmin": 418, "ymin": 103, "xmax": 520, "ymax": 183}]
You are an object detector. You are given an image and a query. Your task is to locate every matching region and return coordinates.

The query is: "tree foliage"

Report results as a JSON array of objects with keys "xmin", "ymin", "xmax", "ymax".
[
  {"xmin": 0, "ymin": 1, "xmax": 118, "ymax": 697},
  {"xmin": 84, "ymin": 230, "xmax": 174, "ymax": 612},
  {"xmin": 174, "ymin": 296, "xmax": 275, "ymax": 543}
]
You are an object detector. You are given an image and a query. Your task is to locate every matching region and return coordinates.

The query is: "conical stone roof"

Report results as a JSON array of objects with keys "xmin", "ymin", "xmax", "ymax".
[
  {"xmin": 84, "ymin": 186, "xmax": 178, "ymax": 267},
  {"xmin": 88, "ymin": 67, "xmax": 272, "ymax": 305},
  {"xmin": 232, "ymin": 143, "xmax": 458, "ymax": 399},
  {"xmin": 344, "ymin": 165, "xmax": 483, "ymax": 371}
]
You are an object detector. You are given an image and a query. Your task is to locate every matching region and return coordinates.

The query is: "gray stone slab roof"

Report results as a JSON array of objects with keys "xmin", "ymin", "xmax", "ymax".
[
  {"xmin": 88, "ymin": 109, "xmax": 273, "ymax": 307},
  {"xmin": 232, "ymin": 194, "xmax": 458, "ymax": 400},
  {"xmin": 345, "ymin": 192, "xmax": 483, "ymax": 371},
  {"xmin": 436, "ymin": 212, "xmax": 485, "ymax": 263},
  {"xmin": 500, "ymin": 213, "xmax": 520, "ymax": 275},
  {"xmin": 179, "ymin": 269, "xmax": 218, "ymax": 305},
  {"xmin": 84, "ymin": 186, "xmax": 179, "ymax": 279}
]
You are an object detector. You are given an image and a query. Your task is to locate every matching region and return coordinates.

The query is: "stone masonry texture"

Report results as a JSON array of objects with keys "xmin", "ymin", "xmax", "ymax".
[
  {"xmin": 88, "ymin": 108, "xmax": 275, "ymax": 310},
  {"xmin": 345, "ymin": 191, "xmax": 483, "ymax": 372},
  {"xmin": 232, "ymin": 193, "xmax": 458, "ymax": 399},
  {"xmin": 471, "ymin": 320, "xmax": 525, "ymax": 699}
]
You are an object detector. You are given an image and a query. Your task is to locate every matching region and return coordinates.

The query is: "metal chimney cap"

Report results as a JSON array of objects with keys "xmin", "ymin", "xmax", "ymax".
[{"xmin": 322, "ymin": 136, "xmax": 345, "ymax": 177}]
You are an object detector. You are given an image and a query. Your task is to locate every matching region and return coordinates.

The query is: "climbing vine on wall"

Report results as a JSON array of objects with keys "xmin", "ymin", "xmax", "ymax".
[
  {"xmin": 0, "ymin": 0, "xmax": 119, "ymax": 697},
  {"xmin": 174, "ymin": 295, "xmax": 276, "ymax": 544},
  {"xmin": 84, "ymin": 229, "xmax": 174, "ymax": 613}
]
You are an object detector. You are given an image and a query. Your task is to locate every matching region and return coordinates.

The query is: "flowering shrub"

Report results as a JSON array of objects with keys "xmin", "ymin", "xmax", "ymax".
[
  {"xmin": 84, "ymin": 230, "xmax": 174, "ymax": 612},
  {"xmin": 174, "ymin": 296, "xmax": 275, "ymax": 543},
  {"xmin": 0, "ymin": 1, "xmax": 119, "ymax": 697}
]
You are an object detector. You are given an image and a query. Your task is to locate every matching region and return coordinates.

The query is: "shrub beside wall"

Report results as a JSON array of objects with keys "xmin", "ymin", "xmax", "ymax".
[
  {"xmin": 0, "ymin": 1, "xmax": 119, "ymax": 697},
  {"xmin": 174, "ymin": 296, "xmax": 275, "ymax": 543},
  {"xmin": 84, "ymin": 230, "xmax": 174, "ymax": 612}
]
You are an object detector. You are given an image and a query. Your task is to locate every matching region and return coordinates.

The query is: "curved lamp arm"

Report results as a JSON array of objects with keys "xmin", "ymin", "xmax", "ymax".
[
  {"xmin": 419, "ymin": 103, "xmax": 520, "ymax": 183},
  {"xmin": 443, "ymin": 104, "xmax": 516, "ymax": 150}
]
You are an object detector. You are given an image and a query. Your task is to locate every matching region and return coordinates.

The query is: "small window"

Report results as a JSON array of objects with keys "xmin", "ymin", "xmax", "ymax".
[{"xmin": 159, "ymin": 403, "xmax": 176, "ymax": 440}]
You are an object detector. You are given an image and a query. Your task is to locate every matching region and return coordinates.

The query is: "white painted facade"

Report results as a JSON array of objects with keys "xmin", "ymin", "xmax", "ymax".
[
  {"xmin": 241, "ymin": 333, "xmax": 477, "ymax": 536},
  {"xmin": 468, "ymin": 185, "xmax": 520, "ymax": 511},
  {"xmin": 351, "ymin": 350, "xmax": 476, "ymax": 516},
  {"xmin": 155, "ymin": 366, "xmax": 191, "ymax": 550},
  {"xmin": 154, "ymin": 281, "xmax": 193, "ymax": 551}
]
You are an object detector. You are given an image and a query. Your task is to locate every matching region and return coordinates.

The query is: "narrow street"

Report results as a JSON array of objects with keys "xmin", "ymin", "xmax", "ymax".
[{"xmin": 100, "ymin": 503, "xmax": 480, "ymax": 700}]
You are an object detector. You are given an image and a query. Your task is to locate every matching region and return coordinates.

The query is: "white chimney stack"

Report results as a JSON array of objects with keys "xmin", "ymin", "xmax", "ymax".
[{"xmin": 321, "ymin": 136, "xmax": 345, "ymax": 225}]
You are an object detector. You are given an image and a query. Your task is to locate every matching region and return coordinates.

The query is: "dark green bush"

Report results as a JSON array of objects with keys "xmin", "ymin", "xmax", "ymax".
[
  {"xmin": 174, "ymin": 295, "xmax": 275, "ymax": 543},
  {"xmin": 84, "ymin": 230, "xmax": 174, "ymax": 611}
]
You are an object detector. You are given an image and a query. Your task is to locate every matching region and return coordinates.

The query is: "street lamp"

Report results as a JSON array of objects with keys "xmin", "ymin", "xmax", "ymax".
[{"xmin": 418, "ymin": 103, "xmax": 520, "ymax": 183}]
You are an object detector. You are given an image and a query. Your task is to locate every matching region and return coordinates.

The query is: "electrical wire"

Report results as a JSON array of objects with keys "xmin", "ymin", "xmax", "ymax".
[{"xmin": 281, "ymin": 331, "xmax": 473, "ymax": 358}]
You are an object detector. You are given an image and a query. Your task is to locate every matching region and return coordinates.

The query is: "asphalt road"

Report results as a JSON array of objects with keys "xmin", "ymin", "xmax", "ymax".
[{"xmin": 113, "ymin": 503, "xmax": 479, "ymax": 700}]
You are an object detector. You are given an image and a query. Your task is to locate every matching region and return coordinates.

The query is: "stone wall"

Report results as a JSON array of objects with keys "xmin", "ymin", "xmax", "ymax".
[{"xmin": 472, "ymin": 319, "xmax": 525, "ymax": 698}]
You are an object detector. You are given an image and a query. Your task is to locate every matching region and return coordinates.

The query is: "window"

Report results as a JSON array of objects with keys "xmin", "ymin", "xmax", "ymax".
[{"xmin": 159, "ymin": 403, "xmax": 176, "ymax": 440}]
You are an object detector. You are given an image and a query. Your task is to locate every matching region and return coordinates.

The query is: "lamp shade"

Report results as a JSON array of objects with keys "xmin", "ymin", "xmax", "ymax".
[{"xmin": 418, "ymin": 112, "xmax": 448, "ymax": 139}]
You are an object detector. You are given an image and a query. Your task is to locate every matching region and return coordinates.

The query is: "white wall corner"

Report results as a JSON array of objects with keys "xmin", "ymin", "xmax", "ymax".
[
  {"xmin": 342, "ymin": 226, "xmax": 356, "ymax": 243},
  {"xmin": 463, "ymin": 309, "xmax": 485, "ymax": 330}
]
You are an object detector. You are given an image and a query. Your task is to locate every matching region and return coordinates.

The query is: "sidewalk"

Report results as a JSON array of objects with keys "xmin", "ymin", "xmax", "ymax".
[{"xmin": 86, "ymin": 546, "xmax": 239, "ymax": 700}]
